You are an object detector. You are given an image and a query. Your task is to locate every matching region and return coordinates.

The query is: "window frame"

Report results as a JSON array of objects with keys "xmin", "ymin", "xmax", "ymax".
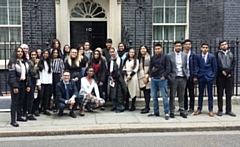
[
  {"xmin": 152, "ymin": 0, "xmax": 189, "ymax": 53},
  {"xmin": 0, "ymin": 0, "xmax": 22, "ymax": 64}
]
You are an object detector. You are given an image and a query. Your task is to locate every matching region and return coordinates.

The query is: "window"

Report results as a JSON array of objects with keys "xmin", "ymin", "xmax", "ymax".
[
  {"xmin": 153, "ymin": 0, "xmax": 188, "ymax": 51},
  {"xmin": 0, "ymin": 0, "xmax": 22, "ymax": 60},
  {"xmin": 71, "ymin": 1, "xmax": 106, "ymax": 18}
]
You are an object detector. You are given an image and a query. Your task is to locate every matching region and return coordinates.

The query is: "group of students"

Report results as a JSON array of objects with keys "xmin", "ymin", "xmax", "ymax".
[{"xmin": 7, "ymin": 38, "xmax": 236, "ymax": 127}]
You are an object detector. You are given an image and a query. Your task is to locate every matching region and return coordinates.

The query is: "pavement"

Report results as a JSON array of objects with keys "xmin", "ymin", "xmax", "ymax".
[{"xmin": 1, "ymin": 97, "xmax": 240, "ymax": 137}]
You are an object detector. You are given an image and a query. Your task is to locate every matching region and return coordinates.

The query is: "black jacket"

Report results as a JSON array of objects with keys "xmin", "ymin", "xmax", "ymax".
[
  {"xmin": 90, "ymin": 58, "xmax": 107, "ymax": 84},
  {"xmin": 148, "ymin": 54, "xmax": 171, "ymax": 79},
  {"xmin": 8, "ymin": 60, "xmax": 31, "ymax": 88},
  {"xmin": 55, "ymin": 79, "xmax": 79, "ymax": 104},
  {"xmin": 215, "ymin": 50, "xmax": 235, "ymax": 77}
]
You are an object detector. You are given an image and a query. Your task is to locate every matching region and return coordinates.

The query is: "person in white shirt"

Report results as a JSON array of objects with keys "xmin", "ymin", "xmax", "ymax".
[
  {"xmin": 38, "ymin": 49, "xmax": 52, "ymax": 116},
  {"xmin": 79, "ymin": 66, "xmax": 105, "ymax": 116}
]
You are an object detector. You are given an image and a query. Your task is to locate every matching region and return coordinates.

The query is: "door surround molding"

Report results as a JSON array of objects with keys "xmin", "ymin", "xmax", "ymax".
[{"xmin": 55, "ymin": 0, "xmax": 121, "ymax": 48}]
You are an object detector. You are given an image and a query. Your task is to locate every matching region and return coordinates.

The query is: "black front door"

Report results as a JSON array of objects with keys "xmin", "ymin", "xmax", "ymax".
[{"xmin": 70, "ymin": 21, "xmax": 107, "ymax": 50}]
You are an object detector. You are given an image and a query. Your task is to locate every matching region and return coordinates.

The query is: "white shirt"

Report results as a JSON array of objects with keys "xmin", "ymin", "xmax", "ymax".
[
  {"xmin": 187, "ymin": 50, "xmax": 191, "ymax": 76},
  {"xmin": 175, "ymin": 51, "xmax": 184, "ymax": 77},
  {"xmin": 202, "ymin": 52, "xmax": 208, "ymax": 63},
  {"xmin": 39, "ymin": 61, "xmax": 52, "ymax": 84},
  {"xmin": 79, "ymin": 77, "xmax": 100, "ymax": 99}
]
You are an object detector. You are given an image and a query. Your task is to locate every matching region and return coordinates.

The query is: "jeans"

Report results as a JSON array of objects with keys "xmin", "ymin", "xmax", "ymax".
[
  {"xmin": 150, "ymin": 78, "xmax": 169, "ymax": 114},
  {"xmin": 112, "ymin": 99, "xmax": 124, "ymax": 110}
]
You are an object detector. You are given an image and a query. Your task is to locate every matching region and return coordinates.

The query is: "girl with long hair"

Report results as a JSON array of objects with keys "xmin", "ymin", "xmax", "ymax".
[
  {"xmin": 123, "ymin": 48, "xmax": 139, "ymax": 111},
  {"xmin": 8, "ymin": 47, "xmax": 31, "ymax": 127},
  {"xmin": 90, "ymin": 50, "xmax": 107, "ymax": 110},
  {"xmin": 51, "ymin": 48, "xmax": 65, "ymax": 112},
  {"xmin": 37, "ymin": 49, "xmax": 52, "ymax": 116},
  {"xmin": 63, "ymin": 44, "xmax": 70, "ymax": 62},
  {"xmin": 79, "ymin": 66, "xmax": 105, "ymax": 116},
  {"xmin": 27, "ymin": 50, "xmax": 40, "ymax": 120},
  {"xmin": 65, "ymin": 48, "xmax": 82, "ymax": 91},
  {"xmin": 77, "ymin": 44, "xmax": 88, "ymax": 77},
  {"xmin": 137, "ymin": 45, "xmax": 151, "ymax": 114},
  {"xmin": 50, "ymin": 39, "xmax": 63, "ymax": 58}
]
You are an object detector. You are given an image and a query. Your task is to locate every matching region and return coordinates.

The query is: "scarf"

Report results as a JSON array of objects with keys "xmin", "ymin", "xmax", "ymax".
[{"xmin": 110, "ymin": 48, "xmax": 121, "ymax": 73}]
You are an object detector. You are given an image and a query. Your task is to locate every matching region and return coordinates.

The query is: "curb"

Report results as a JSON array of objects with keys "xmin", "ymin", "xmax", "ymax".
[{"xmin": 1, "ymin": 124, "xmax": 240, "ymax": 137}]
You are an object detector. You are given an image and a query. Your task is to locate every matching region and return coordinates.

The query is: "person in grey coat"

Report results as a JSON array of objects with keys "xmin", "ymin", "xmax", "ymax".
[{"xmin": 168, "ymin": 41, "xmax": 189, "ymax": 119}]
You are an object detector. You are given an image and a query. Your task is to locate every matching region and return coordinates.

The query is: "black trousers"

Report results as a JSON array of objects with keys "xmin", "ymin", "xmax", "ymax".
[
  {"xmin": 142, "ymin": 88, "xmax": 150, "ymax": 110},
  {"xmin": 52, "ymin": 73, "xmax": 61, "ymax": 106},
  {"xmin": 23, "ymin": 77, "xmax": 37, "ymax": 114},
  {"xmin": 217, "ymin": 76, "xmax": 233, "ymax": 112},
  {"xmin": 35, "ymin": 84, "xmax": 51, "ymax": 112},
  {"xmin": 33, "ymin": 89, "xmax": 41, "ymax": 113},
  {"xmin": 10, "ymin": 81, "xmax": 26, "ymax": 122},
  {"xmin": 184, "ymin": 78, "xmax": 195, "ymax": 110},
  {"xmin": 57, "ymin": 96, "xmax": 81, "ymax": 112}
]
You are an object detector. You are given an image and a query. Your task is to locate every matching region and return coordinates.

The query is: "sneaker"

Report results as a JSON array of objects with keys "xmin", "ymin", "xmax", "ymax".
[
  {"xmin": 27, "ymin": 115, "xmax": 37, "ymax": 120},
  {"xmin": 165, "ymin": 113, "xmax": 169, "ymax": 120}
]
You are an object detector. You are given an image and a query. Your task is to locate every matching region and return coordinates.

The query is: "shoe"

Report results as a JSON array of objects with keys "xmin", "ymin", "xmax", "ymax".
[
  {"xmin": 21, "ymin": 112, "xmax": 26, "ymax": 117},
  {"xmin": 79, "ymin": 109, "xmax": 85, "ymax": 116},
  {"xmin": 180, "ymin": 112, "xmax": 187, "ymax": 118},
  {"xmin": 100, "ymin": 107, "xmax": 105, "ymax": 111},
  {"xmin": 129, "ymin": 106, "xmax": 136, "ymax": 111},
  {"xmin": 111, "ymin": 107, "xmax": 117, "ymax": 111},
  {"xmin": 58, "ymin": 110, "xmax": 63, "ymax": 117},
  {"xmin": 43, "ymin": 110, "xmax": 51, "ymax": 116},
  {"xmin": 34, "ymin": 110, "xmax": 40, "ymax": 117},
  {"xmin": 209, "ymin": 111, "xmax": 214, "ymax": 117},
  {"xmin": 140, "ymin": 109, "xmax": 149, "ymax": 114},
  {"xmin": 165, "ymin": 113, "xmax": 169, "ymax": 120},
  {"xmin": 124, "ymin": 107, "xmax": 129, "ymax": 110},
  {"xmin": 188, "ymin": 109, "xmax": 194, "ymax": 114},
  {"xmin": 141, "ymin": 108, "xmax": 150, "ymax": 112},
  {"xmin": 148, "ymin": 112, "xmax": 159, "ymax": 117},
  {"xmin": 217, "ymin": 111, "xmax": 222, "ymax": 116},
  {"xmin": 17, "ymin": 117, "xmax": 27, "ymax": 122},
  {"xmin": 10, "ymin": 122, "xmax": 19, "ymax": 127},
  {"xmin": 226, "ymin": 111, "xmax": 236, "ymax": 117},
  {"xmin": 170, "ymin": 113, "xmax": 175, "ymax": 118},
  {"xmin": 26, "ymin": 115, "xmax": 37, "ymax": 120},
  {"xmin": 53, "ymin": 109, "xmax": 58, "ymax": 113},
  {"xmin": 69, "ymin": 111, "xmax": 77, "ymax": 118},
  {"xmin": 116, "ymin": 109, "xmax": 124, "ymax": 113},
  {"xmin": 194, "ymin": 110, "xmax": 201, "ymax": 115}
]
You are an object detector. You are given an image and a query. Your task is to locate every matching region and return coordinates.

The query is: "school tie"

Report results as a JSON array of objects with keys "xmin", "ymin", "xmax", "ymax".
[{"xmin": 65, "ymin": 84, "xmax": 69, "ymax": 100}]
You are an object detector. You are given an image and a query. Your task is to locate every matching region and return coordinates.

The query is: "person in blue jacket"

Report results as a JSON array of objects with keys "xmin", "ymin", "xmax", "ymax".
[{"xmin": 193, "ymin": 43, "xmax": 217, "ymax": 117}]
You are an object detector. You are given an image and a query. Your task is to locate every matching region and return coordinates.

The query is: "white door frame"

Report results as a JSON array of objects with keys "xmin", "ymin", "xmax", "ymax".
[{"xmin": 55, "ymin": 0, "xmax": 121, "ymax": 48}]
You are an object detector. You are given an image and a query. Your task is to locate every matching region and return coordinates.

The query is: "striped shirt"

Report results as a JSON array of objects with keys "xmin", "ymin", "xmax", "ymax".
[{"xmin": 52, "ymin": 58, "xmax": 64, "ymax": 74}]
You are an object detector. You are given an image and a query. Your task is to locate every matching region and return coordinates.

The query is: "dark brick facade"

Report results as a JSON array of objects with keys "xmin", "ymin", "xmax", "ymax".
[
  {"xmin": 223, "ymin": 0, "xmax": 240, "ymax": 41},
  {"xmin": 121, "ymin": 0, "xmax": 153, "ymax": 49},
  {"xmin": 22, "ymin": 0, "xmax": 56, "ymax": 50},
  {"xmin": 189, "ymin": 0, "xmax": 224, "ymax": 42}
]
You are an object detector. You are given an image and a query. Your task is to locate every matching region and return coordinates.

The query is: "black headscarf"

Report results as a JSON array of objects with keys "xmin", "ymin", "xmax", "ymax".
[
  {"xmin": 92, "ymin": 50, "xmax": 101, "ymax": 64},
  {"xmin": 118, "ymin": 42, "xmax": 128, "ymax": 57}
]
